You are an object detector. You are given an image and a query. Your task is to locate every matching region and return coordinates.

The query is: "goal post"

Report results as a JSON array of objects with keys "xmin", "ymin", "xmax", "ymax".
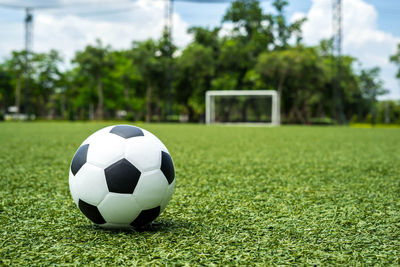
[{"xmin": 205, "ymin": 90, "xmax": 280, "ymax": 125}]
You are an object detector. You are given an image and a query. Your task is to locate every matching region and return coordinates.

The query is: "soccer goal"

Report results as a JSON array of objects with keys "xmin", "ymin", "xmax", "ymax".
[{"xmin": 205, "ymin": 90, "xmax": 280, "ymax": 126}]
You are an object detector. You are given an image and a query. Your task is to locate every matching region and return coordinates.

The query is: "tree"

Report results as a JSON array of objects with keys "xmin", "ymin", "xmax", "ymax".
[
  {"xmin": 155, "ymin": 29, "xmax": 177, "ymax": 120},
  {"xmin": 220, "ymin": 0, "xmax": 305, "ymax": 94},
  {"xmin": 223, "ymin": 0, "xmax": 264, "ymax": 40},
  {"xmin": 255, "ymin": 46, "xmax": 330, "ymax": 123},
  {"xmin": 273, "ymin": 0, "xmax": 305, "ymax": 49},
  {"xmin": 33, "ymin": 50, "xmax": 64, "ymax": 118},
  {"xmin": 224, "ymin": 0, "xmax": 306, "ymax": 50},
  {"xmin": 221, "ymin": 0, "xmax": 273, "ymax": 91},
  {"xmin": 0, "ymin": 63, "xmax": 13, "ymax": 113},
  {"xmin": 130, "ymin": 39, "xmax": 163, "ymax": 122},
  {"xmin": 359, "ymin": 67, "xmax": 387, "ymax": 123},
  {"xmin": 389, "ymin": 43, "xmax": 400, "ymax": 79},
  {"xmin": 4, "ymin": 51, "xmax": 27, "ymax": 114},
  {"xmin": 375, "ymin": 100, "xmax": 400, "ymax": 124},
  {"xmin": 72, "ymin": 40, "xmax": 113, "ymax": 120},
  {"xmin": 188, "ymin": 27, "xmax": 220, "ymax": 56},
  {"xmin": 175, "ymin": 43, "xmax": 214, "ymax": 121},
  {"xmin": 111, "ymin": 50, "xmax": 144, "ymax": 120}
]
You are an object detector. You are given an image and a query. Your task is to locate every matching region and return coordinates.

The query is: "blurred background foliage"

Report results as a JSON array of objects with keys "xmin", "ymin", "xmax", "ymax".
[{"xmin": 0, "ymin": 0, "xmax": 399, "ymax": 124}]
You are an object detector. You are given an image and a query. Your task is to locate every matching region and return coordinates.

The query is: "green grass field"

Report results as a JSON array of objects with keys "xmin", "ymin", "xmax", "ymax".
[{"xmin": 1, "ymin": 122, "xmax": 399, "ymax": 265}]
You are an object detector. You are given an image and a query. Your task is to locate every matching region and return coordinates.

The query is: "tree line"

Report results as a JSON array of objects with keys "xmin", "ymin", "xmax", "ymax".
[{"xmin": 1, "ymin": 0, "xmax": 400, "ymax": 124}]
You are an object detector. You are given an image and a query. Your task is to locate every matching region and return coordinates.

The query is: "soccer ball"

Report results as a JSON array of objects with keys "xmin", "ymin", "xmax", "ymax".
[{"xmin": 68, "ymin": 125, "xmax": 175, "ymax": 229}]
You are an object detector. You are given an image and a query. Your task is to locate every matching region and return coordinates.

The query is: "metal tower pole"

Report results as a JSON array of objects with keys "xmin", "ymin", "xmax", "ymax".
[
  {"xmin": 332, "ymin": 0, "xmax": 346, "ymax": 124},
  {"xmin": 165, "ymin": 0, "xmax": 173, "ymax": 119},
  {"xmin": 24, "ymin": 7, "xmax": 33, "ymax": 116}
]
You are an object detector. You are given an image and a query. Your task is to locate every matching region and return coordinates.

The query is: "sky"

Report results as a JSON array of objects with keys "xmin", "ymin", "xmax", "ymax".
[{"xmin": 0, "ymin": 0, "xmax": 399, "ymax": 99}]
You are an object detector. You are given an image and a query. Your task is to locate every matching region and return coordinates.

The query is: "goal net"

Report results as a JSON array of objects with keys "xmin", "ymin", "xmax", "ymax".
[{"xmin": 205, "ymin": 90, "xmax": 280, "ymax": 125}]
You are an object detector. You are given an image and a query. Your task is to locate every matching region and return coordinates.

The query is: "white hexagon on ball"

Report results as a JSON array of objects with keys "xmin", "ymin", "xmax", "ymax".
[
  {"xmin": 69, "ymin": 163, "xmax": 109, "ymax": 206},
  {"xmin": 142, "ymin": 129, "xmax": 169, "ymax": 153},
  {"xmin": 68, "ymin": 125, "xmax": 175, "ymax": 229},
  {"xmin": 125, "ymin": 137, "xmax": 162, "ymax": 172},
  {"xmin": 86, "ymin": 133, "xmax": 126, "ymax": 168},
  {"xmin": 97, "ymin": 193, "xmax": 141, "ymax": 224},
  {"xmin": 161, "ymin": 180, "xmax": 175, "ymax": 213},
  {"xmin": 133, "ymin": 169, "xmax": 169, "ymax": 210},
  {"xmin": 81, "ymin": 126, "xmax": 114, "ymax": 146}
]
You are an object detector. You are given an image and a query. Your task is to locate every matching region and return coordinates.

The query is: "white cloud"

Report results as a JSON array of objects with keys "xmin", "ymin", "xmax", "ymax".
[
  {"xmin": 0, "ymin": 0, "xmax": 192, "ymax": 63},
  {"xmin": 291, "ymin": 0, "xmax": 400, "ymax": 100}
]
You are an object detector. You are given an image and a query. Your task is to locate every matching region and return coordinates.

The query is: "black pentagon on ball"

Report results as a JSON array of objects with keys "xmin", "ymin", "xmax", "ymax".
[
  {"xmin": 110, "ymin": 125, "xmax": 144, "ymax": 139},
  {"xmin": 71, "ymin": 144, "xmax": 89, "ymax": 175},
  {"xmin": 161, "ymin": 151, "xmax": 175, "ymax": 184},
  {"xmin": 104, "ymin": 158, "xmax": 141, "ymax": 194},
  {"xmin": 130, "ymin": 206, "xmax": 160, "ymax": 227},
  {"xmin": 78, "ymin": 199, "xmax": 106, "ymax": 224}
]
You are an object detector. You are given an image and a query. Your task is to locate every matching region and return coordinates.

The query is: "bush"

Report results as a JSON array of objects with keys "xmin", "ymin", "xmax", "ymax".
[
  {"xmin": 125, "ymin": 112, "xmax": 135, "ymax": 121},
  {"xmin": 67, "ymin": 109, "xmax": 75, "ymax": 121},
  {"xmin": 350, "ymin": 115, "xmax": 358, "ymax": 124},
  {"xmin": 310, "ymin": 117, "xmax": 336, "ymax": 125},
  {"xmin": 365, "ymin": 114, "xmax": 373, "ymax": 124}
]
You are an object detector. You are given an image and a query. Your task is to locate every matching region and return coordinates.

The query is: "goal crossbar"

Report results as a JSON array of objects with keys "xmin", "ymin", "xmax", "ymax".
[{"xmin": 205, "ymin": 90, "xmax": 280, "ymax": 125}]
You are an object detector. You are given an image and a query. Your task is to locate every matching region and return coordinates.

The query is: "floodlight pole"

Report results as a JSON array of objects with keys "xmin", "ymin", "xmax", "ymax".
[
  {"xmin": 164, "ymin": 0, "xmax": 174, "ymax": 119},
  {"xmin": 24, "ymin": 7, "xmax": 33, "ymax": 116},
  {"xmin": 332, "ymin": 0, "xmax": 346, "ymax": 124}
]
